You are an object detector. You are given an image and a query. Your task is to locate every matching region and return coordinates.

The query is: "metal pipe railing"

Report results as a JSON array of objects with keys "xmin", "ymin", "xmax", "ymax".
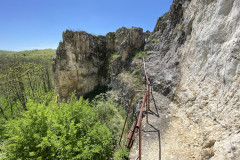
[
  {"xmin": 118, "ymin": 57, "xmax": 151, "ymax": 160},
  {"xmin": 136, "ymin": 92, "xmax": 147, "ymax": 128},
  {"xmin": 119, "ymin": 93, "xmax": 135, "ymax": 146},
  {"xmin": 119, "ymin": 90, "xmax": 146, "ymax": 146},
  {"xmin": 136, "ymin": 92, "xmax": 147, "ymax": 160}
]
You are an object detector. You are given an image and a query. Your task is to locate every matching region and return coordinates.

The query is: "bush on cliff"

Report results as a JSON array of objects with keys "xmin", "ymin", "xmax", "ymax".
[{"xmin": 1, "ymin": 95, "xmax": 113, "ymax": 160}]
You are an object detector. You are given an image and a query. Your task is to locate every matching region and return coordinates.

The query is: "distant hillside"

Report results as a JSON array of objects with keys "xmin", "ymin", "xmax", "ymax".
[
  {"xmin": 0, "ymin": 49, "xmax": 56, "ymax": 72},
  {"xmin": 17, "ymin": 49, "xmax": 56, "ymax": 58},
  {"xmin": 0, "ymin": 50, "xmax": 16, "ymax": 55}
]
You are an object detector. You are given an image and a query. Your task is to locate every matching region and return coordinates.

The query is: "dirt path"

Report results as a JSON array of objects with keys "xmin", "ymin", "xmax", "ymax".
[
  {"xmin": 129, "ymin": 91, "xmax": 170, "ymax": 160},
  {"xmin": 129, "ymin": 90, "xmax": 203, "ymax": 160}
]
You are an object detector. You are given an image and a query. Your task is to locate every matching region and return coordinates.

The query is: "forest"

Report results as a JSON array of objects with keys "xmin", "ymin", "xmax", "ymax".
[{"xmin": 0, "ymin": 50, "xmax": 129, "ymax": 160}]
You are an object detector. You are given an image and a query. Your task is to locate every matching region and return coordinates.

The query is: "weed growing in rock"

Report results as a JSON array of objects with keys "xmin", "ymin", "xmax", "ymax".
[
  {"xmin": 134, "ymin": 51, "xmax": 147, "ymax": 60},
  {"xmin": 152, "ymin": 38, "xmax": 160, "ymax": 43}
]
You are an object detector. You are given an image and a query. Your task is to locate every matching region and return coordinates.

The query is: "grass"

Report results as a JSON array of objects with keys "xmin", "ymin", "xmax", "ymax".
[
  {"xmin": 134, "ymin": 51, "xmax": 147, "ymax": 60},
  {"xmin": 177, "ymin": 24, "xmax": 183, "ymax": 30},
  {"xmin": 118, "ymin": 70, "xmax": 144, "ymax": 91},
  {"xmin": 152, "ymin": 38, "xmax": 160, "ymax": 43},
  {"xmin": 109, "ymin": 52, "xmax": 120, "ymax": 61},
  {"xmin": 0, "ymin": 50, "xmax": 16, "ymax": 56}
]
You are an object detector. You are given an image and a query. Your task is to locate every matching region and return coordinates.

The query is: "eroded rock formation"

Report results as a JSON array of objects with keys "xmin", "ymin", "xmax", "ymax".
[
  {"xmin": 53, "ymin": 27, "xmax": 147, "ymax": 101},
  {"xmin": 145, "ymin": 0, "xmax": 240, "ymax": 159},
  {"xmin": 54, "ymin": 0, "xmax": 240, "ymax": 158}
]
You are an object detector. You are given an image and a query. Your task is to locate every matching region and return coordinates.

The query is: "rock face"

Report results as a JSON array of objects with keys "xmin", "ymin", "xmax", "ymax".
[
  {"xmin": 144, "ymin": 0, "xmax": 240, "ymax": 159},
  {"xmin": 53, "ymin": 27, "xmax": 147, "ymax": 101},
  {"xmin": 54, "ymin": 0, "xmax": 240, "ymax": 158}
]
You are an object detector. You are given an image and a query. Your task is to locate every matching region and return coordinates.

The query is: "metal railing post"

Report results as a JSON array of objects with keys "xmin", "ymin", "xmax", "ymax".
[
  {"xmin": 119, "ymin": 58, "xmax": 152, "ymax": 160},
  {"xmin": 139, "ymin": 120, "xmax": 142, "ymax": 160},
  {"xmin": 148, "ymin": 84, "xmax": 150, "ymax": 110},
  {"xmin": 146, "ymin": 89, "xmax": 148, "ymax": 123},
  {"xmin": 119, "ymin": 93, "xmax": 135, "ymax": 145},
  {"xmin": 136, "ymin": 92, "xmax": 147, "ymax": 160}
]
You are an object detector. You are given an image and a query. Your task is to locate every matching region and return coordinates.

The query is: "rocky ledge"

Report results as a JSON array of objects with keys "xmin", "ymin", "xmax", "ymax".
[{"xmin": 53, "ymin": 27, "xmax": 149, "ymax": 101}]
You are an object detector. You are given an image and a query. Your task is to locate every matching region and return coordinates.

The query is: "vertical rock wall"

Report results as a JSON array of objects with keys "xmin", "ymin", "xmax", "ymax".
[
  {"xmin": 145, "ymin": 0, "xmax": 240, "ymax": 159},
  {"xmin": 53, "ymin": 0, "xmax": 240, "ymax": 158},
  {"xmin": 53, "ymin": 27, "xmax": 147, "ymax": 101}
]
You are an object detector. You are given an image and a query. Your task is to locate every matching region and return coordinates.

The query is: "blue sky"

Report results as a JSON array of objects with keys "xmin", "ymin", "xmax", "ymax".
[{"xmin": 0, "ymin": 0, "xmax": 172, "ymax": 51}]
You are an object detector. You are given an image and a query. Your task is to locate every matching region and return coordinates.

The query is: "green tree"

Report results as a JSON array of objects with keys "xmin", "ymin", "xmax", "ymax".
[{"xmin": 1, "ymin": 96, "xmax": 114, "ymax": 160}]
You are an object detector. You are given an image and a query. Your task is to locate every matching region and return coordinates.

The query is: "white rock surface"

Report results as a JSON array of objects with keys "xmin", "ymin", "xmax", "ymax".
[{"xmin": 132, "ymin": 0, "xmax": 240, "ymax": 159}]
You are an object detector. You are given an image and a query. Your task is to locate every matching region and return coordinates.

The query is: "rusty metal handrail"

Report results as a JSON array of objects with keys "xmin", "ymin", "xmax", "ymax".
[
  {"xmin": 118, "ymin": 57, "xmax": 151, "ymax": 160},
  {"xmin": 143, "ymin": 57, "xmax": 150, "ymax": 85},
  {"xmin": 119, "ymin": 93, "xmax": 135, "ymax": 146},
  {"xmin": 143, "ymin": 58, "xmax": 151, "ymax": 123},
  {"xmin": 136, "ymin": 92, "xmax": 147, "ymax": 128},
  {"xmin": 136, "ymin": 58, "xmax": 151, "ymax": 160},
  {"xmin": 136, "ymin": 91, "xmax": 147, "ymax": 160},
  {"xmin": 119, "ymin": 89, "xmax": 146, "ymax": 146}
]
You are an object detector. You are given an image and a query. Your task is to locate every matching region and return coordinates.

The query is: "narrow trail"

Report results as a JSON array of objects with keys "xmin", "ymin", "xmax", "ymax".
[
  {"xmin": 129, "ymin": 90, "xmax": 170, "ymax": 160},
  {"xmin": 127, "ymin": 58, "xmax": 201, "ymax": 160},
  {"xmin": 128, "ymin": 90, "xmax": 203, "ymax": 160}
]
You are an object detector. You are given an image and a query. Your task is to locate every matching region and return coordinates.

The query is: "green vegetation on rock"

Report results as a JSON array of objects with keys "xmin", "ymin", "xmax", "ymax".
[
  {"xmin": 109, "ymin": 52, "xmax": 120, "ymax": 61},
  {"xmin": 152, "ymin": 38, "xmax": 160, "ymax": 43},
  {"xmin": 133, "ymin": 51, "xmax": 147, "ymax": 60}
]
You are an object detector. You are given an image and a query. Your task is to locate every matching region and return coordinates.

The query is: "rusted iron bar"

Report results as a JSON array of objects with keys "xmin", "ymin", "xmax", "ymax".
[
  {"xmin": 145, "ymin": 75, "xmax": 147, "ymax": 88},
  {"xmin": 120, "ymin": 57, "xmax": 151, "ymax": 160},
  {"xmin": 148, "ymin": 84, "xmax": 150, "ymax": 111},
  {"xmin": 136, "ymin": 92, "xmax": 147, "ymax": 160},
  {"xmin": 129, "ymin": 124, "xmax": 138, "ymax": 147},
  {"xmin": 146, "ymin": 89, "xmax": 148, "ymax": 123},
  {"xmin": 125, "ymin": 121, "xmax": 137, "ymax": 148},
  {"xmin": 143, "ymin": 58, "xmax": 150, "ymax": 85},
  {"xmin": 119, "ymin": 89, "xmax": 146, "ymax": 146},
  {"xmin": 146, "ymin": 84, "xmax": 151, "ymax": 123},
  {"xmin": 139, "ymin": 120, "xmax": 142, "ymax": 160},
  {"xmin": 137, "ymin": 92, "xmax": 147, "ymax": 128},
  {"xmin": 125, "ymin": 121, "xmax": 135, "ymax": 147},
  {"xmin": 119, "ymin": 93, "xmax": 135, "ymax": 145}
]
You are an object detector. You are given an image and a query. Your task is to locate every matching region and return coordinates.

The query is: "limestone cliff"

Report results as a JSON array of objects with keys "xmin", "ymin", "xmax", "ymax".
[
  {"xmin": 53, "ymin": 0, "xmax": 240, "ymax": 158},
  {"xmin": 144, "ymin": 0, "xmax": 240, "ymax": 159},
  {"xmin": 53, "ymin": 27, "xmax": 147, "ymax": 101}
]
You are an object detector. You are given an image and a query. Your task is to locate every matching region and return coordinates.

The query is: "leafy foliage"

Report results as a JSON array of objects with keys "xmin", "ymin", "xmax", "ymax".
[
  {"xmin": 0, "ymin": 49, "xmax": 55, "ymax": 72},
  {"xmin": 133, "ymin": 51, "xmax": 147, "ymax": 60},
  {"xmin": 109, "ymin": 52, "xmax": 120, "ymax": 61},
  {"xmin": 92, "ymin": 93, "xmax": 125, "ymax": 144},
  {"xmin": 0, "ymin": 49, "xmax": 129, "ymax": 160},
  {"xmin": 0, "ymin": 49, "xmax": 55, "ymax": 120},
  {"xmin": 113, "ymin": 146, "xmax": 130, "ymax": 160},
  {"xmin": 1, "ymin": 96, "xmax": 114, "ymax": 160},
  {"xmin": 151, "ymin": 38, "xmax": 160, "ymax": 43}
]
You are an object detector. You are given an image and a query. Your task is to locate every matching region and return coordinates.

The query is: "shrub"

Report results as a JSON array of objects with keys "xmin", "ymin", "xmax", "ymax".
[
  {"xmin": 152, "ymin": 38, "xmax": 160, "ymax": 43},
  {"xmin": 133, "ymin": 51, "xmax": 147, "ymax": 60},
  {"xmin": 1, "ymin": 96, "xmax": 113, "ymax": 160},
  {"xmin": 109, "ymin": 53, "xmax": 120, "ymax": 61},
  {"xmin": 92, "ymin": 93, "xmax": 125, "ymax": 144},
  {"xmin": 177, "ymin": 24, "xmax": 182, "ymax": 30},
  {"xmin": 113, "ymin": 146, "xmax": 129, "ymax": 160}
]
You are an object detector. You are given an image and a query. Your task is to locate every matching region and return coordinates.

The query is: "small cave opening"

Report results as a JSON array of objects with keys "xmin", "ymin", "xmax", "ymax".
[{"xmin": 82, "ymin": 85, "xmax": 111, "ymax": 101}]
